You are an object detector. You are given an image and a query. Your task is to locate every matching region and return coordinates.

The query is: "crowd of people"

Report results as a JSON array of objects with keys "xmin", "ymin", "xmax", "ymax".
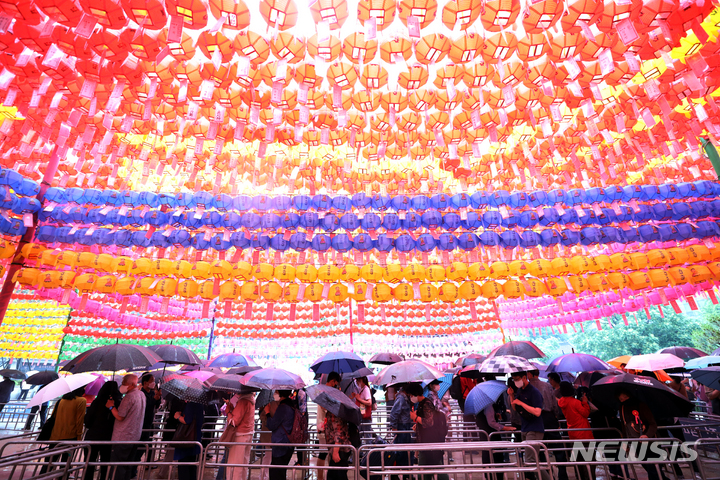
[{"xmin": 0, "ymin": 365, "xmax": 715, "ymax": 480}]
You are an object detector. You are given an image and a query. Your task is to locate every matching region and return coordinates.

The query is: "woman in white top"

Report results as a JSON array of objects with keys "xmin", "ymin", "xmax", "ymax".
[{"xmin": 351, "ymin": 376, "xmax": 373, "ymax": 433}]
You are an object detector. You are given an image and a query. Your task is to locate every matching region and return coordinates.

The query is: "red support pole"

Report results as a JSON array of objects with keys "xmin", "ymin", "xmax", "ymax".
[{"xmin": 0, "ymin": 146, "xmax": 61, "ymax": 325}]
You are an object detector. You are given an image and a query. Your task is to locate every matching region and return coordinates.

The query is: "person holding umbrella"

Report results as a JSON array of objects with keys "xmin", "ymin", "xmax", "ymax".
[
  {"xmin": 507, "ymin": 372, "xmax": 551, "ymax": 480},
  {"xmin": 174, "ymin": 399, "xmax": 205, "ymax": 480},
  {"xmin": 557, "ymin": 382, "xmax": 594, "ymax": 480},
  {"xmin": 223, "ymin": 389, "xmax": 257, "ymax": 480},
  {"xmin": 350, "ymin": 376, "xmax": 373, "ymax": 433},
  {"xmin": 265, "ymin": 390, "xmax": 297, "ymax": 480},
  {"xmin": 528, "ymin": 369, "xmax": 568, "ymax": 480},
  {"xmin": 406, "ymin": 383, "xmax": 448, "ymax": 480},
  {"xmin": 616, "ymin": 388, "xmax": 667, "ymax": 480},
  {"xmin": 325, "ymin": 407, "xmax": 352, "ymax": 480},
  {"xmin": 317, "ymin": 372, "xmax": 342, "ymax": 480},
  {"xmin": 106, "ymin": 374, "xmax": 146, "ymax": 480}
]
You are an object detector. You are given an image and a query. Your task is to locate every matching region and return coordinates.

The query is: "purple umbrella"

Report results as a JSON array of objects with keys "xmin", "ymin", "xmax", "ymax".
[{"xmin": 84, "ymin": 374, "xmax": 106, "ymax": 396}]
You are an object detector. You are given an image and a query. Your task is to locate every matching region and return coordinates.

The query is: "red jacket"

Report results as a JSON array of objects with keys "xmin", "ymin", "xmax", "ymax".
[
  {"xmin": 558, "ymin": 396, "xmax": 593, "ymax": 440},
  {"xmin": 461, "ymin": 377, "xmax": 477, "ymax": 400}
]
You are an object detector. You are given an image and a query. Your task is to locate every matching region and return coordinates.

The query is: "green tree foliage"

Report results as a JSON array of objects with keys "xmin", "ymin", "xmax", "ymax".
[{"xmin": 515, "ymin": 302, "xmax": 710, "ymax": 361}]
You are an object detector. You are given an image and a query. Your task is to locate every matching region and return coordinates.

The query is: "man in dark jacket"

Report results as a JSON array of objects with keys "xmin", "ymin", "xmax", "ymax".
[
  {"xmin": 407, "ymin": 383, "xmax": 448, "ymax": 480},
  {"xmin": 265, "ymin": 390, "xmax": 296, "ymax": 480},
  {"xmin": 0, "ymin": 376, "xmax": 15, "ymax": 413},
  {"xmin": 617, "ymin": 389, "xmax": 669, "ymax": 480}
]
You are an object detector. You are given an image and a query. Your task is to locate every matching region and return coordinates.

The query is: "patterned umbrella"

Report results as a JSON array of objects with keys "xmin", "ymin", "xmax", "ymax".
[
  {"xmin": 374, "ymin": 359, "xmax": 444, "ymax": 386},
  {"xmin": 161, "ymin": 375, "xmax": 210, "ymax": 405},
  {"xmin": 311, "ymin": 351, "xmax": 366, "ymax": 374},
  {"xmin": 61, "ymin": 344, "xmax": 162, "ymax": 374},
  {"xmin": 423, "ymin": 372, "xmax": 453, "ymax": 398},
  {"xmin": 479, "ymin": 355, "xmax": 535, "ymax": 374}
]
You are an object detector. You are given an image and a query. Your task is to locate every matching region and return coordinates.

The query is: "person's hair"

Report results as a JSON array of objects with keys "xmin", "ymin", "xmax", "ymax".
[
  {"xmin": 616, "ymin": 388, "xmax": 632, "ymax": 399},
  {"xmin": 527, "ymin": 369, "xmax": 540, "ymax": 378},
  {"xmin": 670, "ymin": 375, "xmax": 682, "ymax": 383},
  {"xmin": 356, "ymin": 376, "xmax": 368, "ymax": 386},
  {"xmin": 404, "ymin": 383, "xmax": 424, "ymax": 397},
  {"xmin": 95, "ymin": 381, "xmax": 120, "ymax": 405},
  {"xmin": 547, "ymin": 373, "xmax": 561, "ymax": 384},
  {"xmin": 63, "ymin": 386, "xmax": 85, "ymax": 400},
  {"xmin": 559, "ymin": 381, "xmax": 575, "ymax": 398},
  {"xmin": 277, "ymin": 389, "xmax": 292, "ymax": 399},
  {"xmin": 327, "ymin": 372, "xmax": 341, "ymax": 384},
  {"xmin": 511, "ymin": 372, "xmax": 527, "ymax": 380},
  {"xmin": 122, "ymin": 374, "xmax": 138, "ymax": 386},
  {"xmin": 428, "ymin": 379, "xmax": 440, "ymax": 387},
  {"xmin": 141, "ymin": 373, "xmax": 155, "ymax": 385}
]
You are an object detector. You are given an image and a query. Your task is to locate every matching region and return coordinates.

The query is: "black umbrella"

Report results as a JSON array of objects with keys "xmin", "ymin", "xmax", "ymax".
[
  {"xmin": 149, "ymin": 345, "xmax": 202, "ymax": 365},
  {"xmin": 61, "ymin": 344, "xmax": 162, "ymax": 374},
  {"xmin": 306, "ymin": 384, "xmax": 362, "ymax": 425},
  {"xmin": 227, "ymin": 365, "xmax": 262, "ymax": 375},
  {"xmin": 658, "ymin": 346, "xmax": 708, "ymax": 361},
  {"xmin": 591, "ymin": 373, "xmax": 692, "ymax": 419},
  {"xmin": 369, "ymin": 353, "xmax": 404, "ymax": 365},
  {"xmin": 204, "ymin": 374, "xmax": 259, "ymax": 394},
  {"xmin": 255, "ymin": 389, "xmax": 273, "ymax": 411},
  {"xmin": 161, "ymin": 375, "xmax": 210, "ymax": 405},
  {"xmin": 25, "ymin": 371, "xmax": 59, "ymax": 385},
  {"xmin": 488, "ymin": 341, "xmax": 545, "ymax": 359},
  {"xmin": 180, "ymin": 365, "xmax": 224, "ymax": 375},
  {"xmin": 0, "ymin": 369, "xmax": 26, "ymax": 380},
  {"xmin": 691, "ymin": 366, "xmax": 720, "ymax": 391},
  {"xmin": 342, "ymin": 367, "xmax": 374, "ymax": 379}
]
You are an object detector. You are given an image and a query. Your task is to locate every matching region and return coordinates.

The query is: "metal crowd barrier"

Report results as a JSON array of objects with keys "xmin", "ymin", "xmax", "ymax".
[
  {"xmin": 202, "ymin": 441, "xmax": 357, "ymax": 480},
  {"xmin": 0, "ymin": 442, "xmax": 88, "ymax": 480},
  {"xmin": 0, "ymin": 401, "xmax": 47, "ymax": 433}
]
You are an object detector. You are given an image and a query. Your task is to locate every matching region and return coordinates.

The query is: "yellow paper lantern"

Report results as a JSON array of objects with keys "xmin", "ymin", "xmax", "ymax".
[
  {"xmin": 482, "ymin": 280, "xmax": 502, "ymax": 298},
  {"xmin": 438, "ymin": 282, "xmax": 459, "ymax": 302},
  {"xmin": 178, "ymin": 279, "xmax": 199, "ymax": 298},
  {"xmin": 403, "ymin": 264, "xmax": 425, "ymax": 282},
  {"xmin": 14, "ymin": 268, "xmax": 39, "ymax": 286},
  {"xmin": 647, "ymin": 269, "xmax": 670, "ymax": 288},
  {"xmin": 689, "ymin": 265, "xmax": 713, "ymax": 284},
  {"xmin": 275, "ymin": 264, "xmax": 297, "ymax": 282},
  {"xmin": 261, "ymin": 282, "xmax": 283, "ymax": 301},
  {"xmin": 135, "ymin": 277, "xmax": 156, "ymax": 296},
  {"xmin": 587, "ymin": 274, "xmax": 610, "ymax": 292},
  {"xmin": 668, "ymin": 267, "xmax": 690, "ymax": 285},
  {"xmin": 57, "ymin": 251, "xmax": 78, "ymax": 268},
  {"xmin": 426, "ymin": 265, "xmax": 446, "ymax": 282},
  {"xmin": 37, "ymin": 271, "xmax": 61, "ymax": 289},
  {"xmin": 328, "ymin": 283, "xmax": 349, "ymax": 303},
  {"xmin": 340, "ymin": 265, "xmax": 360, "ymax": 282},
  {"xmin": 211, "ymin": 260, "xmax": 233, "ymax": 279},
  {"xmin": 130, "ymin": 258, "xmax": 153, "ymax": 275},
  {"xmin": 318, "ymin": 265, "xmax": 340, "ymax": 282},
  {"xmin": 666, "ymin": 248, "xmax": 690, "ymax": 266},
  {"xmin": 502, "ymin": 279, "xmax": 524, "ymax": 298},
  {"xmin": 606, "ymin": 272, "xmax": 629, "ymax": 289},
  {"xmin": 629, "ymin": 253, "xmax": 649, "ymax": 270},
  {"xmin": 646, "ymin": 250, "xmax": 669, "ymax": 267},
  {"xmin": 116, "ymin": 276, "xmax": 138, "ymax": 295},
  {"xmin": 686, "ymin": 245, "xmax": 712, "ymax": 262},
  {"xmin": 446, "ymin": 262, "xmax": 468, "ymax": 281},
  {"xmin": 383, "ymin": 264, "xmax": 404, "ymax": 283},
  {"xmin": 152, "ymin": 259, "xmax": 174, "ymax": 276},
  {"xmin": 219, "ymin": 281, "xmax": 241, "ymax": 300},
  {"xmin": 233, "ymin": 261, "xmax": 253, "ymax": 280},
  {"xmin": 527, "ymin": 259, "xmax": 552, "ymax": 277},
  {"xmin": 198, "ymin": 280, "xmax": 216, "ymax": 300},
  {"xmin": 418, "ymin": 283, "xmax": 437, "ymax": 302},
  {"xmin": 468, "ymin": 262, "xmax": 490, "ymax": 280},
  {"xmin": 489, "ymin": 261, "xmax": 510, "ymax": 278},
  {"xmin": 523, "ymin": 278, "xmax": 547, "ymax": 297},
  {"xmin": 393, "ymin": 283, "xmax": 414, "ymax": 302},
  {"xmin": 173, "ymin": 260, "xmax": 194, "ymax": 278},
  {"xmin": 590, "ymin": 255, "xmax": 612, "ymax": 272},
  {"xmin": 550, "ymin": 257, "xmax": 571, "ymax": 275},
  {"xmin": 349, "ymin": 282, "xmax": 368, "ymax": 301},
  {"xmin": 76, "ymin": 252, "xmax": 96, "ymax": 269},
  {"xmin": 283, "ymin": 283, "xmax": 300, "ymax": 302},
  {"xmin": 372, "ymin": 283, "xmax": 393, "ymax": 302},
  {"xmin": 567, "ymin": 275, "xmax": 589, "ymax": 293},
  {"xmin": 192, "ymin": 261, "xmax": 213, "ymax": 279},
  {"xmin": 304, "ymin": 282, "xmax": 324, "ymax": 301},
  {"xmin": 95, "ymin": 275, "xmax": 116, "ymax": 294},
  {"xmin": 545, "ymin": 277, "xmax": 568, "ymax": 296},
  {"xmin": 459, "ymin": 281, "xmax": 481, "ymax": 300},
  {"xmin": 296, "ymin": 264, "xmax": 318, "ymax": 282},
  {"xmin": 627, "ymin": 271, "xmax": 651, "ymax": 290},
  {"xmin": 508, "ymin": 260, "xmax": 529, "ymax": 277},
  {"xmin": 156, "ymin": 278, "xmax": 178, "ymax": 297},
  {"xmin": 569, "ymin": 256, "xmax": 591, "ymax": 274},
  {"xmin": 39, "ymin": 250, "xmax": 60, "ymax": 267},
  {"xmin": 609, "ymin": 253, "xmax": 632, "ymax": 271}
]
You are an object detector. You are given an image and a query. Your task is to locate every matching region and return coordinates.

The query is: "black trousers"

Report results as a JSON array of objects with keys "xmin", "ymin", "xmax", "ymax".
[
  {"xmin": 328, "ymin": 450, "xmax": 351, "ymax": 480},
  {"xmin": 418, "ymin": 450, "xmax": 449, "ymax": 480},
  {"xmin": 84, "ymin": 444, "xmax": 112, "ymax": 480},
  {"xmin": 109, "ymin": 443, "xmax": 138, "ymax": 480},
  {"xmin": 178, "ymin": 454, "xmax": 198, "ymax": 480},
  {"xmin": 270, "ymin": 448, "xmax": 295, "ymax": 480}
]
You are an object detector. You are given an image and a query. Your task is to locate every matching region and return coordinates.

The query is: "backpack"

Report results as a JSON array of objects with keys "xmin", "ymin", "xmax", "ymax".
[
  {"xmin": 449, "ymin": 375, "xmax": 463, "ymax": 401},
  {"xmin": 285, "ymin": 406, "xmax": 309, "ymax": 444}
]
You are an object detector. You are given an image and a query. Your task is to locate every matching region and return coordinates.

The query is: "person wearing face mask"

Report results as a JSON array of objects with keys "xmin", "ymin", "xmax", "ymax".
[
  {"xmin": 107, "ymin": 374, "xmax": 146, "ymax": 480},
  {"xmin": 317, "ymin": 372, "xmax": 341, "ymax": 480},
  {"xmin": 406, "ymin": 383, "xmax": 448, "ymax": 480},
  {"xmin": 84, "ymin": 382, "xmax": 122, "ymax": 480},
  {"xmin": 388, "ymin": 385, "xmax": 414, "ymax": 476},
  {"xmin": 265, "ymin": 390, "xmax": 297, "ymax": 480},
  {"xmin": 507, "ymin": 372, "xmax": 551, "ymax": 480},
  {"xmin": 224, "ymin": 389, "xmax": 257, "ymax": 480},
  {"xmin": 131, "ymin": 373, "xmax": 162, "ymax": 477},
  {"xmin": 427, "ymin": 380, "xmax": 451, "ymax": 418},
  {"xmin": 527, "ymin": 369, "xmax": 568, "ymax": 480}
]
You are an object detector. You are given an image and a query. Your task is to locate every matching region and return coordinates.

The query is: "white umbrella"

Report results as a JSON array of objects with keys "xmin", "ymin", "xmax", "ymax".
[
  {"xmin": 625, "ymin": 353, "xmax": 684, "ymax": 372},
  {"xmin": 374, "ymin": 359, "xmax": 444, "ymax": 386},
  {"xmin": 27, "ymin": 373, "xmax": 97, "ymax": 408}
]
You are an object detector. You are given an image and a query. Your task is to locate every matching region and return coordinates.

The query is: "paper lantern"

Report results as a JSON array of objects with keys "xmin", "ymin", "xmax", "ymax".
[
  {"xmin": 135, "ymin": 277, "xmax": 156, "ymax": 296},
  {"xmin": 403, "ymin": 264, "xmax": 425, "ymax": 282},
  {"xmin": 35, "ymin": 0, "xmax": 84, "ymax": 27},
  {"xmin": 283, "ymin": 284, "xmax": 300, "ymax": 302},
  {"xmin": 342, "ymin": 33, "xmax": 378, "ymax": 63},
  {"xmin": 317, "ymin": 265, "xmax": 339, "ymax": 282},
  {"xmin": 647, "ymin": 269, "xmax": 670, "ymax": 288},
  {"xmin": 372, "ymin": 283, "xmax": 393, "ymax": 302},
  {"xmin": 209, "ymin": 0, "xmax": 250, "ymax": 29},
  {"xmin": 172, "ymin": 260, "xmax": 194, "ymax": 279},
  {"xmin": 446, "ymin": 262, "xmax": 468, "ymax": 281},
  {"xmin": 240, "ymin": 282, "xmax": 259, "ymax": 301},
  {"xmin": 349, "ymin": 282, "xmax": 368, "ymax": 301},
  {"xmin": 666, "ymin": 247, "xmax": 690, "ymax": 266},
  {"xmin": 274, "ymin": 264, "xmax": 296, "ymax": 282},
  {"xmin": 508, "ymin": 260, "xmax": 529, "ymax": 277},
  {"xmin": 393, "ymin": 284, "xmax": 414, "ymax": 301},
  {"xmin": 468, "ymin": 263, "xmax": 490, "ymax": 280},
  {"xmin": 647, "ymin": 249, "xmax": 669, "ymax": 267},
  {"xmin": 502, "ymin": 279, "xmax": 524, "ymax": 298},
  {"xmin": 629, "ymin": 253, "xmax": 649, "ymax": 270},
  {"xmin": 259, "ymin": 0, "xmax": 298, "ymax": 30},
  {"xmin": 296, "ymin": 264, "xmax": 318, "ymax": 282},
  {"xmin": 436, "ymin": 283, "xmax": 457, "ymax": 302},
  {"xmin": 489, "ymin": 261, "xmax": 510, "ymax": 278},
  {"xmin": 357, "ymin": 0, "xmax": 396, "ymax": 31},
  {"xmin": 175, "ymin": 279, "xmax": 197, "ymax": 298},
  {"xmin": 523, "ymin": 0, "xmax": 562, "ymax": 33},
  {"xmin": 442, "ymin": 0, "xmax": 481, "ymax": 30},
  {"xmin": 383, "ymin": 264, "xmax": 404, "ymax": 283},
  {"xmin": 310, "ymin": 0, "xmax": 348, "ymax": 29},
  {"xmin": 380, "ymin": 37, "xmax": 413, "ymax": 63},
  {"xmin": 567, "ymin": 275, "xmax": 589, "ymax": 293},
  {"xmin": 459, "ymin": 281, "xmax": 481, "ymax": 300},
  {"xmin": 253, "ymin": 263, "xmax": 274, "ymax": 281},
  {"xmin": 668, "ymin": 267, "xmax": 690, "ymax": 285},
  {"xmin": 340, "ymin": 265, "xmax": 360, "ymax": 281},
  {"xmin": 121, "ymin": 0, "xmax": 168, "ymax": 29},
  {"xmin": 328, "ymin": 284, "xmax": 349, "ymax": 303},
  {"xmin": 116, "ymin": 276, "xmax": 138, "ymax": 295},
  {"xmin": 39, "ymin": 250, "xmax": 60, "ymax": 267},
  {"xmin": 545, "ymin": 277, "xmax": 568, "ymax": 296},
  {"xmin": 261, "ymin": 282, "xmax": 283, "ymax": 301},
  {"xmin": 304, "ymin": 283, "xmax": 324, "ymax": 301},
  {"xmin": 397, "ymin": 0, "xmax": 437, "ymax": 28},
  {"xmin": 689, "ymin": 265, "xmax": 713, "ymax": 284},
  {"xmin": 569, "ymin": 256, "xmax": 591, "ymax": 274},
  {"xmin": 14, "ymin": 268, "xmax": 39, "ymax": 286},
  {"xmin": 587, "ymin": 274, "xmax": 610, "ymax": 292},
  {"xmin": 627, "ymin": 271, "xmax": 651, "ymax": 290},
  {"xmin": 415, "ymin": 34, "xmax": 450, "ymax": 65},
  {"xmin": 480, "ymin": 0, "xmax": 520, "ymax": 31}
]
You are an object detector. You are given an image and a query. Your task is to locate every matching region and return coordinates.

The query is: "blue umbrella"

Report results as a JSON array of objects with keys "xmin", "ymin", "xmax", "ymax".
[
  {"xmin": 546, "ymin": 353, "xmax": 612, "ymax": 373},
  {"xmin": 422, "ymin": 373, "xmax": 453, "ymax": 398},
  {"xmin": 310, "ymin": 351, "xmax": 366, "ymax": 374},
  {"xmin": 464, "ymin": 380, "xmax": 508, "ymax": 415},
  {"xmin": 207, "ymin": 353, "xmax": 257, "ymax": 368},
  {"xmin": 685, "ymin": 356, "xmax": 720, "ymax": 369}
]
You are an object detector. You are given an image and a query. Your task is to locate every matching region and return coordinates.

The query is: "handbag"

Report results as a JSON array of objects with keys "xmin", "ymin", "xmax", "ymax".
[
  {"xmin": 218, "ymin": 422, "xmax": 237, "ymax": 443},
  {"xmin": 172, "ymin": 418, "xmax": 197, "ymax": 442}
]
